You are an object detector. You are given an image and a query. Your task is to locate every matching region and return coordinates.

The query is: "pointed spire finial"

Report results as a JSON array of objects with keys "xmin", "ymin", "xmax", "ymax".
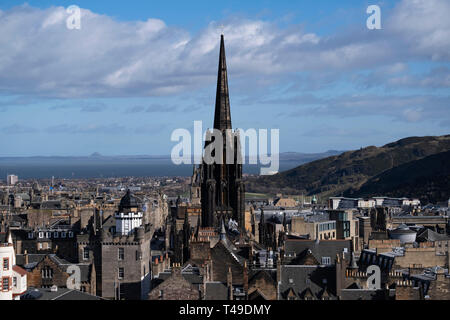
[
  {"xmin": 220, "ymin": 218, "xmax": 226, "ymax": 241},
  {"xmin": 7, "ymin": 229, "xmax": 13, "ymax": 245},
  {"xmin": 213, "ymin": 34, "xmax": 232, "ymax": 130}
]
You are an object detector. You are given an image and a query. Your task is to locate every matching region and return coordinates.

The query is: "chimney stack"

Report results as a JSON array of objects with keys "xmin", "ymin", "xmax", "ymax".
[
  {"xmin": 243, "ymin": 261, "xmax": 248, "ymax": 294},
  {"xmin": 227, "ymin": 267, "xmax": 233, "ymax": 300}
]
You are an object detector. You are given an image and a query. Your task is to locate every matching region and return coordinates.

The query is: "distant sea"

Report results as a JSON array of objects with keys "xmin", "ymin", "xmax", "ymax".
[{"xmin": 0, "ymin": 151, "xmax": 343, "ymax": 180}]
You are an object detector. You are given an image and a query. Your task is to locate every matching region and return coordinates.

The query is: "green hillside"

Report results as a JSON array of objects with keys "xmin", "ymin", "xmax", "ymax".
[{"xmin": 246, "ymin": 135, "xmax": 450, "ymax": 201}]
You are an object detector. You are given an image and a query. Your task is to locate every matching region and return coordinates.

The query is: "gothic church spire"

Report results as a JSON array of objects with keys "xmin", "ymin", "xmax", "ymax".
[{"xmin": 213, "ymin": 35, "xmax": 232, "ymax": 131}]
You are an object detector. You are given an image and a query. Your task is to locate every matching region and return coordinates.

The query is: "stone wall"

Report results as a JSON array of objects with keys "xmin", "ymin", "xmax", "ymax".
[
  {"xmin": 395, "ymin": 247, "xmax": 447, "ymax": 268},
  {"xmin": 395, "ymin": 283, "xmax": 422, "ymax": 300},
  {"xmin": 428, "ymin": 272, "xmax": 450, "ymax": 300},
  {"xmin": 148, "ymin": 267, "xmax": 200, "ymax": 300},
  {"xmin": 190, "ymin": 242, "xmax": 211, "ymax": 262},
  {"xmin": 27, "ymin": 256, "xmax": 69, "ymax": 288},
  {"xmin": 100, "ymin": 237, "xmax": 150, "ymax": 300}
]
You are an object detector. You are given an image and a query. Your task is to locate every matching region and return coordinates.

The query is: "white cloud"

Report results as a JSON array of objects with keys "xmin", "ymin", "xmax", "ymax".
[
  {"xmin": 0, "ymin": 0, "xmax": 448, "ymax": 100},
  {"xmin": 270, "ymin": 93, "xmax": 449, "ymax": 126},
  {"xmin": 403, "ymin": 108, "xmax": 423, "ymax": 122}
]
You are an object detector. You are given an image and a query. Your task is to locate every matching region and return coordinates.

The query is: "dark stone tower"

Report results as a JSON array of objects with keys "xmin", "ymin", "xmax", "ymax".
[{"xmin": 200, "ymin": 35, "xmax": 245, "ymax": 233}]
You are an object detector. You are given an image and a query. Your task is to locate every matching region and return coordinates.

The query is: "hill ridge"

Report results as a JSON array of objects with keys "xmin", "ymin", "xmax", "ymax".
[{"xmin": 245, "ymin": 135, "xmax": 450, "ymax": 203}]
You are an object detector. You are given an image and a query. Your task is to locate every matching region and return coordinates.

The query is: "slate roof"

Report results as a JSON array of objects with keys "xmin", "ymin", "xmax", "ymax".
[
  {"xmin": 16, "ymin": 254, "xmax": 92, "ymax": 282},
  {"xmin": 210, "ymin": 239, "xmax": 245, "ymax": 285},
  {"xmin": 49, "ymin": 255, "xmax": 92, "ymax": 282},
  {"xmin": 416, "ymin": 228, "xmax": 450, "ymax": 242},
  {"xmin": 279, "ymin": 265, "xmax": 337, "ymax": 300},
  {"xmin": 204, "ymin": 282, "xmax": 228, "ymax": 300},
  {"xmin": 303, "ymin": 213, "xmax": 331, "ymax": 223},
  {"xmin": 119, "ymin": 189, "xmax": 139, "ymax": 211},
  {"xmin": 284, "ymin": 239, "xmax": 352, "ymax": 264},
  {"xmin": 340, "ymin": 289, "xmax": 388, "ymax": 300},
  {"xmin": 16, "ymin": 254, "xmax": 46, "ymax": 270},
  {"xmin": 153, "ymin": 265, "xmax": 203, "ymax": 287},
  {"xmin": 21, "ymin": 287, "xmax": 102, "ymax": 300},
  {"xmin": 249, "ymin": 269, "xmax": 277, "ymax": 284},
  {"xmin": 16, "ymin": 193, "xmax": 31, "ymax": 201},
  {"xmin": 41, "ymin": 201, "xmax": 62, "ymax": 210}
]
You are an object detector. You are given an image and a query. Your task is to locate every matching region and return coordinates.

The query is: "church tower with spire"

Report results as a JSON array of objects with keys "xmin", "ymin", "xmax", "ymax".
[{"xmin": 200, "ymin": 35, "xmax": 245, "ymax": 233}]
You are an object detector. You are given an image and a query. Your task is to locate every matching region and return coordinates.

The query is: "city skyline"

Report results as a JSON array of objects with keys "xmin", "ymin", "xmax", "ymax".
[
  {"xmin": 0, "ymin": 0, "xmax": 449, "ymax": 157},
  {"xmin": 0, "ymin": 0, "xmax": 449, "ymax": 306}
]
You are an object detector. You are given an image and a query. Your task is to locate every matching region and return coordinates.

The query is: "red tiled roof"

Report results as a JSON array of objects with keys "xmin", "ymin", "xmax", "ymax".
[{"xmin": 13, "ymin": 265, "xmax": 27, "ymax": 276}]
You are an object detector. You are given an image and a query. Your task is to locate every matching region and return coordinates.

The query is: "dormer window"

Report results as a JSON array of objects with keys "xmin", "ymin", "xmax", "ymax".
[{"xmin": 321, "ymin": 257, "xmax": 331, "ymax": 265}]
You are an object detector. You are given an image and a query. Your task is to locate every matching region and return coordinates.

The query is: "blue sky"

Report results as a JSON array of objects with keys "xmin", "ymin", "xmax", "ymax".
[{"xmin": 0, "ymin": 0, "xmax": 448, "ymax": 156}]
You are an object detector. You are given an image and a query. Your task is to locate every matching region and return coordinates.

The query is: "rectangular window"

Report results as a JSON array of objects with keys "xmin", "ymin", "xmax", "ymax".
[
  {"xmin": 13, "ymin": 277, "xmax": 17, "ymax": 287},
  {"xmin": 3, "ymin": 258, "xmax": 9, "ymax": 271},
  {"xmin": 83, "ymin": 248, "xmax": 89, "ymax": 260},
  {"xmin": 41, "ymin": 267, "xmax": 53, "ymax": 279},
  {"xmin": 321, "ymin": 257, "xmax": 331, "ymax": 265},
  {"xmin": 2, "ymin": 277, "xmax": 9, "ymax": 291},
  {"xmin": 118, "ymin": 248, "xmax": 124, "ymax": 261},
  {"xmin": 136, "ymin": 250, "xmax": 142, "ymax": 261},
  {"xmin": 118, "ymin": 267, "xmax": 124, "ymax": 279}
]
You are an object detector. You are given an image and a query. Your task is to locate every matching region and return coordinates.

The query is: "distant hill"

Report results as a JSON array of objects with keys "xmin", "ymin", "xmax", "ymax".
[
  {"xmin": 246, "ymin": 135, "xmax": 450, "ymax": 202},
  {"xmin": 90, "ymin": 152, "xmax": 103, "ymax": 158},
  {"xmin": 344, "ymin": 150, "xmax": 450, "ymax": 204}
]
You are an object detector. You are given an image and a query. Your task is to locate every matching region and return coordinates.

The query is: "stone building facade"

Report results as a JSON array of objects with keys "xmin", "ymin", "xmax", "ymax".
[{"xmin": 76, "ymin": 190, "xmax": 153, "ymax": 300}]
